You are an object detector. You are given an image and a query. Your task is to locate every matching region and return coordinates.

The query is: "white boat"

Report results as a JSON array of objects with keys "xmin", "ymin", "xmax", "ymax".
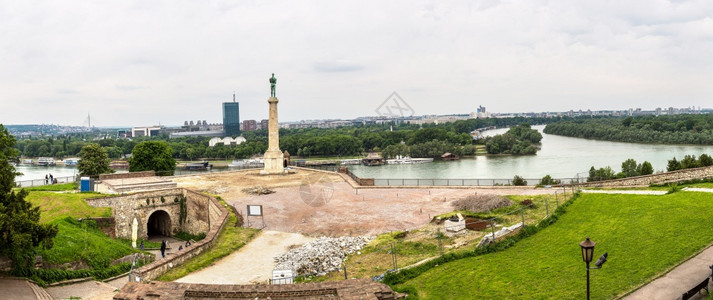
[
  {"xmin": 63, "ymin": 158, "xmax": 80, "ymax": 166},
  {"xmin": 21, "ymin": 159, "xmax": 34, "ymax": 165},
  {"xmin": 36, "ymin": 157, "xmax": 56, "ymax": 166},
  {"xmin": 387, "ymin": 156, "xmax": 414, "ymax": 164},
  {"xmin": 411, "ymin": 158, "xmax": 434, "ymax": 163}
]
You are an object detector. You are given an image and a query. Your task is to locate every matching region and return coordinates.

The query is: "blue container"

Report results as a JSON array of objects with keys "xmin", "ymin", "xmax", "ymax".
[{"xmin": 80, "ymin": 177, "xmax": 91, "ymax": 192}]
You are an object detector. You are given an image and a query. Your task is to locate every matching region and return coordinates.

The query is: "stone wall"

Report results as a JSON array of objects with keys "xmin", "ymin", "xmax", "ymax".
[
  {"xmin": 130, "ymin": 192, "xmax": 228, "ymax": 282},
  {"xmin": 86, "ymin": 188, "xmax": 212, "ymax": 240},
  {"xmin": 99, "ymin": 171, "xmax": 155, "ymax": 181},
  {"xmin": 575, "ymin": 165, "xmax": 713, "ymax": 187}
]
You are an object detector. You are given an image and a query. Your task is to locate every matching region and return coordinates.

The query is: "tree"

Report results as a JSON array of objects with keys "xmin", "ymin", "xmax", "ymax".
[
  {"xmin": 512, "ymin": 175, "xmax": 527, "ymax": 186},
  {"xmin": 700, "ymin": 154, "xmax": 713, "ymax": 167},
  {"xmin": 77, "ymin": 143, "xmax": 113, "ymax": 177},
  {"xmin": 620, "ymin": 158, "xmax": 639, "ymax": 178},
  {"xmin": 539, "ymin": 175, "xmax": 560, "ymax": 186},
  {"xmin": 0, "ymin": 124, "xmax": 58, "ymax": 271},
  {"xmin": 637, "ymin": 161, "xmax": 654, "ymax": 175},
  {"xmin": 129, "ymin": 141, "xmax": 176, "ymax": 175},
  {"xmin": 667, "ymin": 157, "xmax": 682, "ymax": 172}
]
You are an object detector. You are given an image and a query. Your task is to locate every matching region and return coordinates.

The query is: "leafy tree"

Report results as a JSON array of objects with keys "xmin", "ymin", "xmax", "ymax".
[
  {"xmin": 512, "ymin": 175, "xmax": 527, "ymax": 186},
  {"xmin": 0, "ymin": 124, "xmax": 58, "ymax": 271},
  {"xmin": 700, "ymin": 154, "xmax": 713, "ymax": 167},
  {"xmin": 680, "ymin": 155, "xmax": 700, "ymax": 169},
  {"xmin": 620, "ymin": 159, "xmax": 639, "ymax": 178},
  {"xmin": 129, "ymin": 141, "xmax": 176, "ymax": 175},
  {"xmin": 539, "ymin": 175, "xmax": 560, "ymax": 186},
  {"xmin": 637, "ymin": 161, "xmax": 654, "ymax": 175},
  {"xmin": 667, "ymin": 157, "xmax": 682, "ymax": 172},
  {"xmin": 77, "ymin": 143, "xmax": 113, "ymax": 177}
]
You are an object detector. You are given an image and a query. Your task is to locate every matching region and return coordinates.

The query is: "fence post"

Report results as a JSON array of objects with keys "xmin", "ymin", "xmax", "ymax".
[
  {"xmin": 490, "ymin": 220, "xmax": 496, "ymax": 243},
  {"xmin": 545, "ymin": 197, "xmax": 549, "ymax": 216},
  {"xmin": 437, "ymin": 228, "xmax": 443, "ymax": 256},
  {"xmin": 521, "ymin": 208, "xmax": 525, "ymax": 226}
]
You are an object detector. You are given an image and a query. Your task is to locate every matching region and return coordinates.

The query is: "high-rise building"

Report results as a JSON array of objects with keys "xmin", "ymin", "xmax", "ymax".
[
  {"xmin": 223, "ymin": 94, "xmax": 240, "ymax": 137},
  {"xmin": 242, "ymin": 120, "xmax": 257, "ymax": 131},
  {"xmin": 260, "ymin": 119, "xmax": 269, "ymax": 130}
]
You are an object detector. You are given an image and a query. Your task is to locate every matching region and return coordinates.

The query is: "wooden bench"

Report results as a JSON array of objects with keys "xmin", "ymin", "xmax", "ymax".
[{"xmin": 682, "ymin": 277, "xmax": 709, "ymax": 300}]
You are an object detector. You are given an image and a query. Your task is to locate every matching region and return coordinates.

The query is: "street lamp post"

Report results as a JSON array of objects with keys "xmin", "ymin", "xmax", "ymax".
[{"xmin": 580, "ymin": 237, "xmax": 608, "ymax": 300}]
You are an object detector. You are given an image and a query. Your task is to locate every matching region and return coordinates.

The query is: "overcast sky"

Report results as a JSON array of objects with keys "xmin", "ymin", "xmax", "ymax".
[{"xmin": 2, "ymin": 1, "xmax": 713, "ymax": 127}]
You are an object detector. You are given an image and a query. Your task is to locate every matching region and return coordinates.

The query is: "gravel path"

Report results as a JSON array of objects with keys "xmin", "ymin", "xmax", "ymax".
[
  {"xmin": 45, "ymin": 280, "xmax": 117, "ymax": 300},
  {"xmin": 175, "ymin": 230, "xmax": 315, "ymax": 284},
  {"xmin": 682, "ymin": 187, "xmax": 713, "ymax": 193}
]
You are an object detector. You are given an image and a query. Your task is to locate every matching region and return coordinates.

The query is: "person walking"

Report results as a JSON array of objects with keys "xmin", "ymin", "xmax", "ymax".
[
  {"xmin": 139, "ymin": 241, "xmax": 144, "ymax": 251},
  {"xmin": 45, "ymin": 174, "xmax": 49, "ymax": 185},
  {"xmin": 49, "ymin": 173, "xmax": 54, "ymax": 184},
  {"xmin": 160, "ymin": 240, "xmax": 166, "ymax": 258}
]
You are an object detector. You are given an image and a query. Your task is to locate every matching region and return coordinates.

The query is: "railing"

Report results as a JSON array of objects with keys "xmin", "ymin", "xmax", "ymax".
[
  {"xmin": 372, "ymin": 178, "xmax": 582, "ymax": 187},
  {"xmin": 14, "ymin": 175, "xmax": 77, "ymax": 188}
]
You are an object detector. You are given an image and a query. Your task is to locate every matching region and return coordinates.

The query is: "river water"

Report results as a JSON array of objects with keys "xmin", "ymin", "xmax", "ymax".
[
  {"xmin": 14, "ymin": 125, "xmax": 713, "ymax": 182},
  {"xmin": 348, "ymin": 125, "xmax": 713, "ymax": 180}
]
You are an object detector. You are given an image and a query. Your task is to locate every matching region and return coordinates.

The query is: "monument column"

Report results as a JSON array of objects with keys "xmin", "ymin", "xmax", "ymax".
[{"xmin": 261, "ymin": 73, "xmax": 286, "ymax": 175}]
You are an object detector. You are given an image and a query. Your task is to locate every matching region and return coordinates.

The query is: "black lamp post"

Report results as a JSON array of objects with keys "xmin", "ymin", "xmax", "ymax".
[{"xmin": 580, "ymin": 237, "xmax": 608, "ymax": 300}]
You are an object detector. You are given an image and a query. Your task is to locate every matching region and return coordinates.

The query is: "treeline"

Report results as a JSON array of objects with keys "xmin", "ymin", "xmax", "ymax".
[
  {"xmin": 666, "ymin": 154, "xmax": 713, "ymax": 171},
  {"xmin": 485, "ymin": 124, "xmax": 542, "ymax": 155},
  {"xmin": 544, "ymin": 114, "xmax": 713, "ymax": 145},
  {"xmin": 588, "ymin": 159, "xmax": 654, "ymax": 182},
  {"xmin": 11, "ymin": 116, "xmax": 558, "ymax": 160}
]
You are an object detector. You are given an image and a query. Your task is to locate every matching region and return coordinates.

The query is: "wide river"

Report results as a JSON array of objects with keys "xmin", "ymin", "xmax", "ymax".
[
  {"xmin": 348, "ymin": 125, "xmax": 713, "ymax": 180},
  {"xmin": 14, "ymin": 125, "xmax": 713, "ymax": 182}
]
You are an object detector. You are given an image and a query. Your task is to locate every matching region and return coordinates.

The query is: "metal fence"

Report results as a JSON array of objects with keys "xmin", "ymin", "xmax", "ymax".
[
  {"xmin": 14, "ymin": 175, "xmax": 77, "ymax": 188},
  {"xmin": 372, "ymin": 178, "xmax": 582, "ymax": 187}
]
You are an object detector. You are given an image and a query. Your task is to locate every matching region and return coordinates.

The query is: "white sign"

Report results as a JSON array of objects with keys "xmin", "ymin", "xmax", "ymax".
[{"xmin": 247, "ymin": 205, "xmax": 263, "ymax": 216}]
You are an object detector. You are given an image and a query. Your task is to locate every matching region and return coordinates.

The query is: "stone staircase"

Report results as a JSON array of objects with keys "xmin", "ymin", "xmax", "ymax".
[{"xmin": 26, "ymin": 281, "xmax": 52, "ymax": 300}]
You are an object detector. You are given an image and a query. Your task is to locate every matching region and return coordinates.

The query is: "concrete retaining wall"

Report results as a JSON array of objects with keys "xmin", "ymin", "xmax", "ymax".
[{"xmin": 99, "ymin": 171, "xmax": 155, "ymax": 181}]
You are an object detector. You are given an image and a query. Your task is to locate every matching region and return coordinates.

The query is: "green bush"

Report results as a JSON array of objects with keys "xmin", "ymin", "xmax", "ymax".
[
  {"xmin": 174, "ymin": 231, "xmax": 206, "ymax": 241},
  {"xmin": 512, "ymin": 175, "xmax": 527, "ymax": 186}
]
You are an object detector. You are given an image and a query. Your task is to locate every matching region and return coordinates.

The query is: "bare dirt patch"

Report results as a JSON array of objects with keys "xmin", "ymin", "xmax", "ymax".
[{"xmin": 172, "ymin": 169, "xmax": 556, "ymax": 237}]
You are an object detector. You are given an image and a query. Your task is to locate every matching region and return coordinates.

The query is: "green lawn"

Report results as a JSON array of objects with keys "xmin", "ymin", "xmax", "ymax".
[
  {"xmin": 397, "ymin": 191, "xmax": 713, "ymax": 299},
  {"xmin": 25, "ymin": 191, "xmax": 110, "ymax": 223},
  {"xmin": 19, "ymin": 182, "xmax": 77, "ymax": 192}
]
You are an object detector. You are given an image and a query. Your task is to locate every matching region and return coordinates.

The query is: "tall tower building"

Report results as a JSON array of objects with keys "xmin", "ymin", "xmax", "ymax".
[{"xmin": 223, "ymin": 93, "xmax": 240, "ymax": 137}]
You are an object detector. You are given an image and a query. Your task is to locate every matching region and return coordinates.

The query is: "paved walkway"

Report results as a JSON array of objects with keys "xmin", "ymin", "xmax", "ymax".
[
  {"xmin": 580, "ymin": 189, "xmax": 667, "ymax": 195},
  {"xmin": 624, "ymin": 246, "xmax": 713, "ymax": 299},
  {"xmin": 175, "ymin": 230, "xmax": 314, "ymax": 284}
]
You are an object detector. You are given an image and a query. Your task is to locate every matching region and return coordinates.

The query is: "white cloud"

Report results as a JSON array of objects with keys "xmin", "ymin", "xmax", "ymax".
[{"xmin": 1, "ymin": 0, "xmax": 712, "ymax": 126}]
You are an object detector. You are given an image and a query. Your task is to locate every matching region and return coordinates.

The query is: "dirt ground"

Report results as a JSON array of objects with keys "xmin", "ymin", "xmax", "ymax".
[{"xmin": 173, "ymin": 169, "xmax": 557, "ymax": 237}]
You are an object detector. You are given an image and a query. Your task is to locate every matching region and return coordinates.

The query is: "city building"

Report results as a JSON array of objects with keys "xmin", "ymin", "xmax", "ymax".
[
  {"xmin": 209, "ymin": 136, "xmax": 247, "ymax": 147},
  {"xmin": 242, "ymin": 120, "xmax": 258, "ymax": 131},
  {"xmin": 260, "ymin": 119, "xmax": 269, "ymax": 130},
  {"xmin": 132, "ymin": 126, "xmax": 164, "ymax": 137},
  {"xmin": 223, "ymin": 94, "xmax": 240, "ymax": 137}
]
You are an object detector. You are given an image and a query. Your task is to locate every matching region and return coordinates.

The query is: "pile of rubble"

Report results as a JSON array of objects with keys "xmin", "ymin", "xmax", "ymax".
[
  {"xmin": 242, "ymin": 185, "xmax": 275, "ymax": 195},
  {"xmin": 274, "ymin": 236, "xmax": 372, "ymax": 276}
]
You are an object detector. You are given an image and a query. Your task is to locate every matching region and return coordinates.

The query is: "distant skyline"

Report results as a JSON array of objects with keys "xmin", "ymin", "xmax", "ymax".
[{"xmin": 2, "ymin": 1, "xmax": 713, "ymax": 127}]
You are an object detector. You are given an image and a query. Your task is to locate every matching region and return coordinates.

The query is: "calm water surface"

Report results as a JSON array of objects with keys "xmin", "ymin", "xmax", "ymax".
[{"xmin": 349, "ymin": 125, "xmax": 713, "ymax": 180}]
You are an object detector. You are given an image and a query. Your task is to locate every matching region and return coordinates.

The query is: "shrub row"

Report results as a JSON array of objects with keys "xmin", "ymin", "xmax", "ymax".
[{"xmin": 14, "ymin": 262, "xmax": 134, "ymax": 286}]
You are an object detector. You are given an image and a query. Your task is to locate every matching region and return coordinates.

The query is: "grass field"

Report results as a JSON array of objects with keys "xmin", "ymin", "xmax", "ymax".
[
  {"xmin": 156, "ymin": 198, "xmax": 259, "ymax": 281},
  {"xmin": 396, "ymin": 191, "xmax": 713, "ymax": 299},
  {"xmin": 25, "ymin": 191, "xmax": 111, "ymax": 223}
]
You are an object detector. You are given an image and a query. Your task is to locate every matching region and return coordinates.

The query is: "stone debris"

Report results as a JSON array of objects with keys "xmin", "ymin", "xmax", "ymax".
[
  {"xmin": 444, "ymin": 213, "xmax": 465, "ymax": 232},
  {"xmin": 242, "ymin": 186, "xmax": 275, "ymax": 195},
  {"xmin": 476, "ymin": 223, "xmax": 523, "ymax": 247},
  {"xmin": 274, "ymin": 236, "xmax": 372, "ymax": 276}
]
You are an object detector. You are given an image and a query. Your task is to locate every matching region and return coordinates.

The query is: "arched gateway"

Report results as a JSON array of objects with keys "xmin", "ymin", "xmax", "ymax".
[{"xmin": 147, "ymin": 210, "xmax": 172, "ymax": 237}]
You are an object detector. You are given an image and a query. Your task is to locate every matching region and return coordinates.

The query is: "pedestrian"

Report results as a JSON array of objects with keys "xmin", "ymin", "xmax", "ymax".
[
  {"xmin": 49, "ymin": 173, "xmax": 53, "ymax": 184},
  {"xmin": 178, "ymin": 245, "xmax": 183, "ymax": 251},
  {"xmin": 139, "ymin": 241, "xmax": 144, "ymax": 251},
  {"xmin": 185, "ymin": 240, "xmax": 191, "ymax": 248},
  {"xmin": 45, "ymin": 174, "xmax": 48, "ymax": 185},
  {"xmin": 160, "ymin": 240, "xmax": 166, "ymax": 258}
]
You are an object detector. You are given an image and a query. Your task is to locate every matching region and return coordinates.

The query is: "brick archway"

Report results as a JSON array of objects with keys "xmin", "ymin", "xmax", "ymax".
[{"xmin": 147, "ymin": 210, "xmax": 172, "ymax": 237}]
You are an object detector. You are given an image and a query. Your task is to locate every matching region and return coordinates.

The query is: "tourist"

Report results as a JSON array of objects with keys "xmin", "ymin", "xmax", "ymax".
[
  {"xmin": 185, "ymin": 241, "xmax": 191, "ymax": 247},
  {"xmin": 139, "ymin": 241, "xmax": 144, "ymax": 251},
  {"xmin": 49, "ymin": 173, "xmax": 53, "ymax": 184},
  {"xmin": 178, "ymin": 245, "xmax": 183, "ymax": 251},
  {"xmin": 45, "ymin": 174, "xmax": 48, "ymax": 185},
  {"xmin": 160, "ymin": 240, "xmax": 166, "ymax": 258}
]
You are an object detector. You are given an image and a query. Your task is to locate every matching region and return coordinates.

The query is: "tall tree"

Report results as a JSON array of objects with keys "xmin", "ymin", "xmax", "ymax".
[
  {"xmin": 77, "ymin": 143, "xmax": 113, "ymax": 177},
  {"xmin": 129, "ymin": 141, "xmax": 176, "ymax": 175},
  {"xmin": 0, "ymin": 124, "xmax": 58, "ymax": 271}
]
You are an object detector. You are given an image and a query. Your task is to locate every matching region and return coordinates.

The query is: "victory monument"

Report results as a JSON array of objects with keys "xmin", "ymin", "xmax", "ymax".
[{"xmin": 260, "ymin": 73, "xmax": 287, "ymax": 175}]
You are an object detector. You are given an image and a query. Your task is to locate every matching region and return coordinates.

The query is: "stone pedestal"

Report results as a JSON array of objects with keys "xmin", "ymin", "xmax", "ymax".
[{"xmin": 260, "ymin": 97, "xmax": 287, "ymax": 175}]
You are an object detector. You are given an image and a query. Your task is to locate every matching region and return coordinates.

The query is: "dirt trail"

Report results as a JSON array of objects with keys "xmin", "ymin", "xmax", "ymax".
[{"xmin": 175, "ymin": 231, "xmax": 314, "ymax": 284}]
